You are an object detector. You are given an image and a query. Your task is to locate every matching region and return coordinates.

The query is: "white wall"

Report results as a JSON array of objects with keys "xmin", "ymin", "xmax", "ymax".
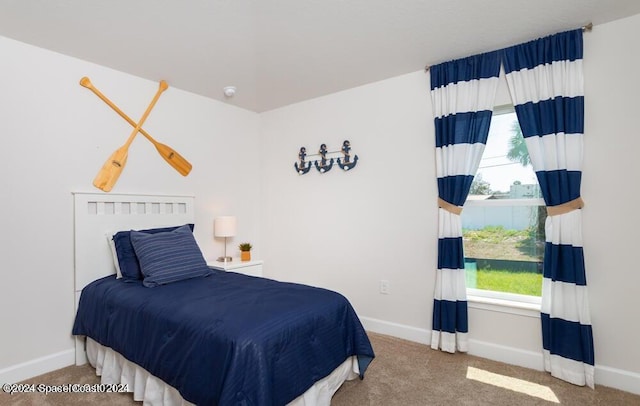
[
  {"xmin": 0, "ymin": 36, "xmax": 262, "ymax": 380},
  {"xmin": 261, "ymin": 72, "xmax": 435, "ymax": 330},
  {"xmin": 582, "ymin": 13, "xmax": 640, "ymax": 379},
  {"xmin": 260, "ymin": 14, "xmax": 640, "ymax": 393}
]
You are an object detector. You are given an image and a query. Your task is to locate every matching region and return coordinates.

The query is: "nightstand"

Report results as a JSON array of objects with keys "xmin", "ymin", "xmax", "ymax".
[{"xmin": 207, "ymin": 259, "xmax": 263, "ymax": 277}]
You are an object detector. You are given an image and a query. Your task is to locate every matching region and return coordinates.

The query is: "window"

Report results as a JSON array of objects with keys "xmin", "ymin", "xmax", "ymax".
[{"xmin": 463, "ymin": 106, "xmax": 545, "ymax": 310}]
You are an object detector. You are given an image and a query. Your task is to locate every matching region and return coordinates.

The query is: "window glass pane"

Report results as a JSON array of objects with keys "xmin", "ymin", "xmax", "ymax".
[
  {"xmin": 464, "ymin": 108, "xmax": 545, "ymax": 298},
  {"xmin": 473, "ymin": 111, "xmax": 538, "ymax": 194}
]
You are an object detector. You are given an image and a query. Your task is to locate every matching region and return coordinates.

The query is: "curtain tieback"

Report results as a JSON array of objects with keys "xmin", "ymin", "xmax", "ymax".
[
  {"xmin": 546, "ymin": 197, "xmax": 585, "ymax": 216},
  {"xmin": 438, "ymin": 198, "xmax": 463, "ymax": 215}
]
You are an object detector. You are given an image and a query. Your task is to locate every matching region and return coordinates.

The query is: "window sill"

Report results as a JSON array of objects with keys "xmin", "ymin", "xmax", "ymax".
[{"xmin": 467, "ymin": 294, "xmax": 541, "ymax": 318}]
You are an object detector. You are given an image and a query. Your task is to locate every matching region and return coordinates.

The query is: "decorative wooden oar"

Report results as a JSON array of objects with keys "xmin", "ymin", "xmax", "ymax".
[
  {"xmin": 91, "ymin": 80, "xmax": 168, "ymax": 192},
  {"xmin": 80, "ymin": 77, "xmax": 192, "ymax": 177}
]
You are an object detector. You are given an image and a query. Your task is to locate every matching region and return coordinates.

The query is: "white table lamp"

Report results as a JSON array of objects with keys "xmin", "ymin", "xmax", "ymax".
[{"xmin": 214, "ymin": 216, "xmax": 236, "ymax": 262}]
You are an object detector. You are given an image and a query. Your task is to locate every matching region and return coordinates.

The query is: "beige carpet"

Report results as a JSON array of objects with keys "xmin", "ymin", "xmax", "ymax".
[{"xmin": 2, "ymin": 332, "xmax": 638, "ymax": 405}]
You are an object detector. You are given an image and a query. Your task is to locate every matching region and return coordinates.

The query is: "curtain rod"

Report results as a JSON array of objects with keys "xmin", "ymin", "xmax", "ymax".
[{"xmin": 424, "ymin": 23, "xmax": 593, "ymax": 72}]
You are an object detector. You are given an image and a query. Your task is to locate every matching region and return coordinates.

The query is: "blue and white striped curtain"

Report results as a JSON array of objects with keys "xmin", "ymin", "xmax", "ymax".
[
  {"xmin": 503, "ymin": 29, "xmax": 594, "ymax": 388},
  {"xmin": 429, "ymin": 51, "xmax": 501, "ymax": 353}
]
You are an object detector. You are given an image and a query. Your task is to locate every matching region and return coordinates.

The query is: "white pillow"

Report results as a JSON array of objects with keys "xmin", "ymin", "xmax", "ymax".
[{"xmin": 106, "ymin": 232, "xmax": 123, "ymax": 279}]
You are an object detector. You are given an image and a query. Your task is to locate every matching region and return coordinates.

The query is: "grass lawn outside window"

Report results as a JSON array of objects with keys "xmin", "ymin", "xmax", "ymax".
[{"xmin": 464, "ymin": 225, "xmax": 544, "ymax": 298}]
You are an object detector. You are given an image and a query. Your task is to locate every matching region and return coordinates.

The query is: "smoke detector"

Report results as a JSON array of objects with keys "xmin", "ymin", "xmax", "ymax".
[{"xmin": 223, "ymin": 86, "xmax": 236, "ymax": 97}]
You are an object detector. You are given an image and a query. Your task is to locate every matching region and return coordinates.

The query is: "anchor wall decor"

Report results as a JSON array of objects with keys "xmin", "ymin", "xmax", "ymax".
[{"xmin": 294, "ymin": 140, "xmax": 359, "ymax": 175}]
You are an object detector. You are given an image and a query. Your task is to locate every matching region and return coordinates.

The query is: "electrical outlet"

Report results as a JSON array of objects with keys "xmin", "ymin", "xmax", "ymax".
[{"xmin": 379, "ymin": 280, "xmax": 390, "ymax": 294}]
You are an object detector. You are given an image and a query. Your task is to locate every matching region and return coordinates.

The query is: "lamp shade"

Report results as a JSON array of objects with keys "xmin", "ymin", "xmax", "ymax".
[{"xmin": 214, "ymin": 216, "xmax": 237, "ymax": 237}]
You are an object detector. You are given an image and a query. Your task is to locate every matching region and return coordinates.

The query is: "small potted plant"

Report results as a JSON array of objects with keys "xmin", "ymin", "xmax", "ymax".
[{"xmin": 239, "ymin": 243, "xmax": 252, "ymax": 262}]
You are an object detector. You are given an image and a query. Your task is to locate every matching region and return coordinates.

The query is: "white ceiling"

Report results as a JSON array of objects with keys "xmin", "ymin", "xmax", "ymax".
[{"xmin": 1, "ymin": 1, "xmax": 640, "ymax": 112}]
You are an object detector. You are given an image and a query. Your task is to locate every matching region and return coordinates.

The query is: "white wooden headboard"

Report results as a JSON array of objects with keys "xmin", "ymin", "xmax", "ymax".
[
  {"xmin": 73, "ymin": 192, "xmax": 196, "ymax": 291},
  {"xmin": 73, "ymin": 192, "xmax": 195, "ymax": 364}
]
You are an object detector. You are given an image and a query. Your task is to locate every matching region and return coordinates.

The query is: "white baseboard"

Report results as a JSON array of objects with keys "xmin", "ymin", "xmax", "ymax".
[
  {"xmin": 359, "ymin": 316, "xmax": 640, "ymax": 396},
  {"xmin": 360, "ymin": 316, "xmax": 430, "ymax": 345},
  {"xmin": 0, "ymin": 349, "xmax": 75, "ymax": 384},
  {"xmin": 595, "ymin": 364, "xmax": 640, "ymax": 395},
  {"xmin": 467, "ymin": 338, "xmax": 544, "ymax": 371}
]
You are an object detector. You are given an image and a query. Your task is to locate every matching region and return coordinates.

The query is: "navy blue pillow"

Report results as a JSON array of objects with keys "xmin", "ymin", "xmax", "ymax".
[
  {"xmin": 113, "ymin": 224, "xmax": 195, "ymax": 281},
  {"xmin": 130, "ymin": 224, "xmax": 211, "ymax": 287}
]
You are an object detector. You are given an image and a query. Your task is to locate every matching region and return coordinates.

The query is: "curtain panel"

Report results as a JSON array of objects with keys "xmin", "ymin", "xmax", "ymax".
[
  {"xmin": 502, "ymin": 29, "xmax": 594, "ymax": 388},
  {"xmin": 428, "ymin": 28, "xmax": 594, "ymax": 389},
  {"xmin": 429, "ymin": 51, "xmax": 501, "ymax": 353}
]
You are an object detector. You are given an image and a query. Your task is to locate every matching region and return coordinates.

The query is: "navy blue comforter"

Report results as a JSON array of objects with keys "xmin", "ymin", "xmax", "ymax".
[{"xmin": 72, "ymin": 271, "xmax": 374, "ymax": 405}]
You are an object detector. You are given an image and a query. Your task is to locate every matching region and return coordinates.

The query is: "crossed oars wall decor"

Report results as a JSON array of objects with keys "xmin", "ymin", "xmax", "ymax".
[
  {"xmin": 295, "ymin": 140, "xmax": 358, "ymax": 175},
  {"xmin": 81, "ymin": 77, "xmax": 192, "ymax": 192}
]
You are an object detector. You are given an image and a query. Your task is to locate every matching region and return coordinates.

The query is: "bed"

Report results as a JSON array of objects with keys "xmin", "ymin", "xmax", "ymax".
[{"xmin": 71, "ymin": 193, "xmax": 374, "ymax": 405}]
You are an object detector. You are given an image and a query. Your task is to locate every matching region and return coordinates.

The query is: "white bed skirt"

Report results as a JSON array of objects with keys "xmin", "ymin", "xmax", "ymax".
[{"xmin": 86, "ymin": 337, "xmax": 360, "ymax": 405}]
